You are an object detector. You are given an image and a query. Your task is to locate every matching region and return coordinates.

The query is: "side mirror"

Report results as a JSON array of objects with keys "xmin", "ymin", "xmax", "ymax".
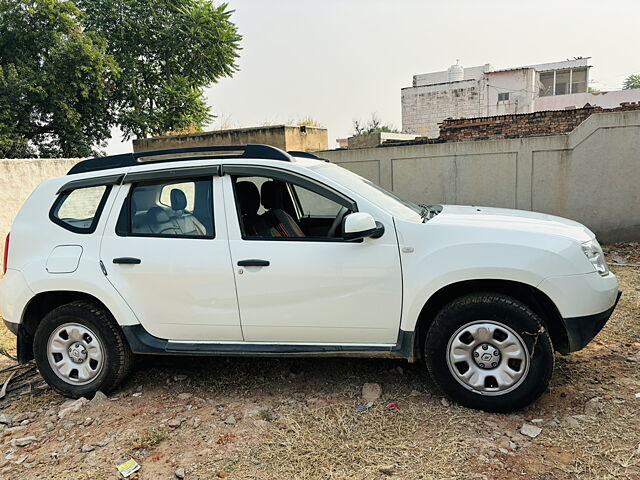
[{"xmin": 342, "ymin": 212, "xmax": 385, "ymax": 241}]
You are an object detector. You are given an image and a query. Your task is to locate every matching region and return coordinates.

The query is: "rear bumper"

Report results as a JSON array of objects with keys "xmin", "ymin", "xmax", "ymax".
[
  {"xmin": 3, "ymin": 318, "xmax": 18, "ymax": 336},
  {"xmin": 563, "ymin": 289, "xmax": 622, "ymax": 352}
]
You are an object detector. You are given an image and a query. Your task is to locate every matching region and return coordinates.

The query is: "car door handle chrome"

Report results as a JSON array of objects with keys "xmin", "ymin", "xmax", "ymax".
[
  {"xmin": 237, "ymin": 259, "xmax": 270, "ymax": 267},
  {"xmin": 113, "ymin": 257, "xmax": 141, "ymax": 265}
]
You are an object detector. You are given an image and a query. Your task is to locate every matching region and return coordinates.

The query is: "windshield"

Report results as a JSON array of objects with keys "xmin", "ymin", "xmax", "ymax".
[{"xmin": 309, "ymin": 162, "xmax": 423, "ymax": 221}]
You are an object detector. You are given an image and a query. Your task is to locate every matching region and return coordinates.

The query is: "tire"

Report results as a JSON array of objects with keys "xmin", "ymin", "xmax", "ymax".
[
  {"xmin": 424, "ymin": 293, "xmax": 554, "ymax": 412},
  {"xmin": 33, "ymin": 301, "xmax": 134, "ymax": 398}
]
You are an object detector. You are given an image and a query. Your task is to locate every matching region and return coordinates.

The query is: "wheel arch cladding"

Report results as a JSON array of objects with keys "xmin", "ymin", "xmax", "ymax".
[
  {"xmin": 18, "ymin": 291, "xmax": 117, "ymax": 363},
  {"xmin": 413, "ymin": 279, "xmax": 569, "ymax": 359}
]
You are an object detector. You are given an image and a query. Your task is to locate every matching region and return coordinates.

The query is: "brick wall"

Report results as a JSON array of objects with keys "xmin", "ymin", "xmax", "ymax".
[{"xmin": 439, "ymin": 102, "xmax": 640, "ymax": 141}]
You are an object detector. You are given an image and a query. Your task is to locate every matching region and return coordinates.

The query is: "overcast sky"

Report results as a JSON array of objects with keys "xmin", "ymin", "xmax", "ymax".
[{"xmin": 106, "ymin": 0, "xmax": 640, "ymax": 154}]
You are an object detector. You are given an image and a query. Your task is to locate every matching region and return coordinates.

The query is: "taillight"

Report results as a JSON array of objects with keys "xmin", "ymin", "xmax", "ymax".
[{"xmin": 2, "ymin": 232, "xmax": 9, "ymax": 275}]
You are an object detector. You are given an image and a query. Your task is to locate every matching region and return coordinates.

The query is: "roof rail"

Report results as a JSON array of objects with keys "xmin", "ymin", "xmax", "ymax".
[
  {"xmin": 287, "ymin": 150, "xmax": 330, "ymax": 162},
  {"xmin": 68, "ymin": 144, "xmax": 293, "ymax": 175}
]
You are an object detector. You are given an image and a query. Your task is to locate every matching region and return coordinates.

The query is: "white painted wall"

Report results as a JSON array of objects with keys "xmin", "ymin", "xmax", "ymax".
[
  {"xmin": 535, "ymin": 88, "xmax": 640, "ymax": 110},
  {"xmin": 401, "ymin": 79, "xmax": 483, "ymax": 138},
  {"xmin": 484, "ymin": 69, "xmax": 537, "ymax": 116},
  {"xmin": 413, "ymin": 64, "xmax": 491, "ymax": 87},
  {"xmin": 403, "ymin": 59, "xmax": 600, "ymax": 138}
]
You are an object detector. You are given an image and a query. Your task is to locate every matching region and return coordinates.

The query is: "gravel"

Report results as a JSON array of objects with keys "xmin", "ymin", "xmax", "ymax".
[{"xmin": 520, "ymin": 424, "xmax": 542, "ymax": 438}]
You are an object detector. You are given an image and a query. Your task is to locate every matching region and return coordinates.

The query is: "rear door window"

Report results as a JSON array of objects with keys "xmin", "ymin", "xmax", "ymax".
[
  {"xmin": 50, "ymin": 185, "xmax": 110, "ymax": 233},
  {"xmin": 117, "ymin": 178, "xmax": 214, "ymax": 238}
]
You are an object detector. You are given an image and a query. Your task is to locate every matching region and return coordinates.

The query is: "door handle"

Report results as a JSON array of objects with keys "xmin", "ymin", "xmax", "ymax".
[
  {"xmin": 237, "ymin": 259, "xmax": 270, "ymax": 267},
  {"xmin": 113, "ymin": 257, "xmax": 141, "ymax": 265}
]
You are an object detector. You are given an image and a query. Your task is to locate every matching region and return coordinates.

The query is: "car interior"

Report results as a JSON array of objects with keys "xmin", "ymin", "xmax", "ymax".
[
  {"xmin": 232, "ymin": 175, "xmax": 350, "ymax": 239},
  {"xmin": 123, "ymin": 179, "xmax": 213, "ymax": 237},
  {"xmin": 115, "ymin": 175, "xmax": 349, "ymax": 240}
]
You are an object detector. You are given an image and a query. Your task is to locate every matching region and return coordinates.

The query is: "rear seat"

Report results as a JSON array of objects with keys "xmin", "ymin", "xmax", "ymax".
[
  {"xmin": 169, "ymin": 189, "xmax": 207, "ymax": 236},
  {"xmin": 145, "ymin": 207, "xmax": 180, "ymax": 235},
  {"xmin": 129, "ymin": 190, "xmax": 208, "ymax": 237}
]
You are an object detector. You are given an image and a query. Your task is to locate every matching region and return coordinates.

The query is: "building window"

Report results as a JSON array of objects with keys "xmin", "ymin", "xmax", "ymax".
[
  {"xmin": 571, "ymin": 68, "xmax": 588, "ymax": 94},
  {"xmin": 538, "ymin": 67, "xmax": 589, "ymax": 97},
  {"xmin": 555, "ymin": 70, "xmax": 570, "ymax": 95},
  {"xmin": 497, "ymin": 92, "xmax": 510, "ymax": 102},
  {"xmin": 539, "ymin": 72, "xmax": 555, "ymax": 97}
]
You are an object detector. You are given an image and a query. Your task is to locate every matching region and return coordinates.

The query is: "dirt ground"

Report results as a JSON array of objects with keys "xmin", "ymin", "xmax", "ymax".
[{"xmin": 0, "ymin": 245, "xmax": 638, "ymax": 480}]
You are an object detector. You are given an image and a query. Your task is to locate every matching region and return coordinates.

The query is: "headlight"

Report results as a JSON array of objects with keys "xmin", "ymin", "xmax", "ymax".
[{"xmin": 581, "ymin": 239, "xmax": 609, "ymax": 276}]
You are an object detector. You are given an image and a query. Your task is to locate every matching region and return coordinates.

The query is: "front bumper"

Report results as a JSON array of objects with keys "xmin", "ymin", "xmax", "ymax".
[{"xmin": 563, "ymin": 289, "xmax": 622, "ymax": 352}]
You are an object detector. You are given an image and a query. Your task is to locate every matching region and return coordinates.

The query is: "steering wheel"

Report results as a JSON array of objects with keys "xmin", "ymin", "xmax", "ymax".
[{"xmin": 327, "ymin": 206, "xmax": 349, "ymax": 238}]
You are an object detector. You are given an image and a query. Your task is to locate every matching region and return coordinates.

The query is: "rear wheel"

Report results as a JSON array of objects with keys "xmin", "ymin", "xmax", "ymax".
[
  {"xmin": 424, "ymin": 293, "xmax": 554, "ymax": 412},
  {"xmin": 34, "ymin": 301, "xmax": 133, "ymax": 398}
]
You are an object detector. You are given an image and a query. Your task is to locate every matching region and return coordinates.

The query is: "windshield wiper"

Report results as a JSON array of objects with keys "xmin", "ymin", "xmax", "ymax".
[
  {"xmin": 419, "ymin": 204, "xmax": 429, "ymax": 221},
  {"xmin": 419, "ymin": 204, "xmax": 442, "ymax": 222}
]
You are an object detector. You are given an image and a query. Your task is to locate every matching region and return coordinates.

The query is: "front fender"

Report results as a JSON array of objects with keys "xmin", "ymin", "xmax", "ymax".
[
  {"xmin": 401, "ymin": 264, "xmax": 546, "ymax": 332},
  {"xmin": 395, "ymin": 220, "xmax": 587, "ymax": 332}
]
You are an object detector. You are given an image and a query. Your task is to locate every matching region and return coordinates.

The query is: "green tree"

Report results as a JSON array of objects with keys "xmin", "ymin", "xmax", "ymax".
[
  {"xmin": 352, "ymin": 113, "xmax": 399, "ymax": 136},
  {"xmin": 0, "ymin": 0, "xmax": 118, "ymax": 157},
  {"xmin": 623, "ymin": 74, "xmax": 640, "ymax": 89},
  {"xmin": 77, "ymin": 0, "xmax": 242, "ymax": 139}
]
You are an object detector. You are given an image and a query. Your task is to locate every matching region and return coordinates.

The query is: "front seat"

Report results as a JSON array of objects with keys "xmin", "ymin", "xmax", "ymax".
[
  {"xmin": 260, "ymin": 181, "xmax": 305, "ymax": 237},
  {"xmin": 170, "ymin": 189, "xmax": 207, "ymax": 236},
  {"xmin": 235, "ymin": 181, "xmax": 280, "ymax": 237}
]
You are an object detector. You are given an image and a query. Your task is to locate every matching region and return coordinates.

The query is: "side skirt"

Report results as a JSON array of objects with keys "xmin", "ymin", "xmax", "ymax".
[{"xmin": 122, "ymin": 324, "xmax": 415, "ymax": 360}]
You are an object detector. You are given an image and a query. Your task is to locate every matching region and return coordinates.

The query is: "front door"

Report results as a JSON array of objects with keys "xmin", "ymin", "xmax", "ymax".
[
  {"xmin": 100, "ymin": 175, "xmax": 242, "ymax": 341},
  {"xmin": 223, "ymin": 168, "xmax": 402, "ymax": 344}
]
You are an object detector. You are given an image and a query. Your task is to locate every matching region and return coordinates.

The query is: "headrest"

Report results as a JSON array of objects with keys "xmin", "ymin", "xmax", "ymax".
[
  {"xmin": 261, "ymin": 181, "xmax": 284, "ymax": 209},
  {"xmin": 236, "ymin": 181, "xmax": 260, "ymax": 215},
  {"xmin": 146, "ymin": 206, "xmax": 171, "ymax": 224},
  {"xmin": 170, "ymin": 189, "xmax": 187, "ymax": 211}
]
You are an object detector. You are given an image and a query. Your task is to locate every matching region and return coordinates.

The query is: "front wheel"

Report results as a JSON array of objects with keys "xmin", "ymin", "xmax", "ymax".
[
  {"xmin": 34, "ymin": 301, "xmax": 134, "ymax": 398},
  {"xmin": 424, "ymin": 293, "xmax": 554, "ymax": 412}
]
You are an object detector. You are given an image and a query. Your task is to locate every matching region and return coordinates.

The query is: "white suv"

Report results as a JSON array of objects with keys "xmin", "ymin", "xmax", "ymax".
[{"xmin": 0, "ymin": 145, "xmax": 621, "ymax": 412}]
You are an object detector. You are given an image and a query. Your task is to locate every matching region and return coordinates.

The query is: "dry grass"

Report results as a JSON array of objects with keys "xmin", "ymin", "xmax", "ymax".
[
  {"xmin": 130, "ymin": 427, "xmax": 168, "ymax": 450},
  {"xmin": 195, "ymin": 266, "xmax": 640, "ymax": 480},
  {"xmin": 0, "ymin": 265, "xmax": 638, "ymax": 480},
  {"xmin": 244, "ymin": 402, "xmax": 474, "ymax": 479}
]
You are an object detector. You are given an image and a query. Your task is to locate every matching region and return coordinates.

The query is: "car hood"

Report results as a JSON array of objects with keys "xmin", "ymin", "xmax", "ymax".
[{"xmin": 429, "ymin": 205, "xmax": 594, "ymax": 242}]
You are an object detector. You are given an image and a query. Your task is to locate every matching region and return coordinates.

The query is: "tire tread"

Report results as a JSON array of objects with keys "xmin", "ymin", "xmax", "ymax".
[
  {"xmin": 424, "ymin": 292, "xmax": 554, "ymax": 412},
  {"xmin": 33, "ymin": 301, "xmax": 133, "ymax": 398}
]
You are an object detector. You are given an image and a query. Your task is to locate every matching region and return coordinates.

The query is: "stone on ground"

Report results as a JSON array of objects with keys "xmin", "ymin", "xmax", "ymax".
[{"xmin": 361, "ymin": 383, "xmax": 382, "ymax": 402}]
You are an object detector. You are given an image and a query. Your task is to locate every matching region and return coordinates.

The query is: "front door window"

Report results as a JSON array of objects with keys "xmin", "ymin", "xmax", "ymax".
[{"xmin": 231, "ymin": 175, "xmax": 351, "ymax": 240}]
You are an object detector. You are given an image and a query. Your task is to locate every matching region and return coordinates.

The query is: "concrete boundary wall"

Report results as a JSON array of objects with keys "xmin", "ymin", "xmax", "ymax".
[
  {"xmin": 0, "ymin": 158, "xmax": 81, "ymax": 260},
  {"xmin": 318, "ymin": 110, "xmax": 640, "ymax": 242},
  {"xmin": 0, "ymin": 110, "xmax": 637, "ymax": 266}
]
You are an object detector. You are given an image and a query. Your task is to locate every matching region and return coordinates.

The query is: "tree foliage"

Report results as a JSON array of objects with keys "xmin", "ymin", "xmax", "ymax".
[
  {"xmin": 0, "ymin": 0, "xmax": 241, "ymax": 157},
  {"xmin": 77, "ymin": 0, "xmax": 241, "ymax": 139},
  {"xmin": 0, "ymin": 0, "xmax": 118, "ymax": 157},
  {"xmin": 623, "ymin": 74, "xmax": 640, "ymax": 90},
  {"xmin": 352, "ymin": 113, "xmax": 399, "ymax": 137}
]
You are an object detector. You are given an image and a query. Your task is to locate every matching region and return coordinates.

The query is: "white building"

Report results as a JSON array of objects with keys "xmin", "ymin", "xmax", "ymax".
[{"xmin": 402, "ymin": 58, "xmax": 640, "ymax": 138}]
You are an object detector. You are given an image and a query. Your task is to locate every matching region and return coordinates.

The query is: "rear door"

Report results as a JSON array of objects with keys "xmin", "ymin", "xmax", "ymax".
[{"xmin": 100, "ymin": 172, "xmax": 242, "ymax": 341}]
